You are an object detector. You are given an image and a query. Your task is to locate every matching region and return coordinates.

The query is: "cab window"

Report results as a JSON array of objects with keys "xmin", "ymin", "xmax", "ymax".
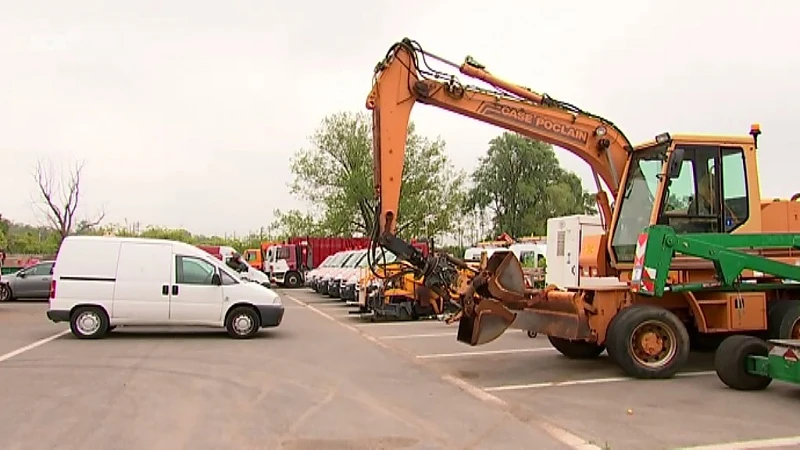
[
  {"xmin": 721, "ymin": 148, "xmax": 748, "ymax": 230},
  {"xmin": 658, "ymin": 145, "xmax": 748, "ymax": 233},
  {"xmin": 176, "ymin": 256, "xmax": 217, "ymax": 285}
]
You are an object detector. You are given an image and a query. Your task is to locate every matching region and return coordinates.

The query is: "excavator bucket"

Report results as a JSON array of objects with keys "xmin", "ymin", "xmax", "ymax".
[
  {"xmin": 484, "ymin": 251, "xmax": 526, "ymax": 300},
  {"xmin": 457, "ymin": 251, "xmax": 522, "ymax": 346},
  {"xmin": 457, "ymin": 298, "xmax": 517, "ymax": 345}
]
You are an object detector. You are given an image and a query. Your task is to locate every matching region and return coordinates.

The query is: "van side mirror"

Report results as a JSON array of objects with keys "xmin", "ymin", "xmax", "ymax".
[
  {"xmin": 17, "ymin": 271, "xmax": 26, "ymax": 278},
  {"xmin": 666, "ymin": 147, "xmax": 685, "ymax": 179},
  {"xmin": 211, "ymin": 273, "xmax": 221, "ymax": 286}
]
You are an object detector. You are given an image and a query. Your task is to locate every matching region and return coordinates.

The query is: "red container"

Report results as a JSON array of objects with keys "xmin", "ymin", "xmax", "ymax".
[{"xmin": 284, "ymin": 236, "xmax": 371, "ymax": 268}]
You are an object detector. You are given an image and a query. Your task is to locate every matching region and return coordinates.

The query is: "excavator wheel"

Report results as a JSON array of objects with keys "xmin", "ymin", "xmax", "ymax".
[
  {"xmin": 767, "ymin": 299, "xmax": 800, "ymax": 340},
  {"xmin": 606, "ymin": 304, "xmax": 690, "ymax": 379},
  {"xmin": 547, "ymin": 336, "xmax": 605, "ymax": 359}
]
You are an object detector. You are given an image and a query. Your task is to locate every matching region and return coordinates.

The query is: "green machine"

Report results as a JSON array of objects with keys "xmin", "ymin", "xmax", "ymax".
[{"xmin": 631, "ymin": 224, "xmax": 800, "ymax": 390}]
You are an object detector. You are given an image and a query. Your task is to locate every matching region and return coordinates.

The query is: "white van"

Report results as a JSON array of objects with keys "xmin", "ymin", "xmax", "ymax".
[{"xmin": 46, "ymin": 236, "xmax": 284, "ymax": 339}]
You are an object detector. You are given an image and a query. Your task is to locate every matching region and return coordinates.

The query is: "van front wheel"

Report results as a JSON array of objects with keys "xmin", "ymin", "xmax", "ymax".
[
  {"xmin": 226, "ymin": 306, "xmax": 261, "ymax": 339},
  {"xmin": 70, "ymin": 306, "xmax": 109, "ymax": 339}
]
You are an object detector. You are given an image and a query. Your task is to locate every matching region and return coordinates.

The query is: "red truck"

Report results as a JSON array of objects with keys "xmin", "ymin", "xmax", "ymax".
[{"xmin": 265, "ymin": 237, "xmax": 371, "ymax": 288}]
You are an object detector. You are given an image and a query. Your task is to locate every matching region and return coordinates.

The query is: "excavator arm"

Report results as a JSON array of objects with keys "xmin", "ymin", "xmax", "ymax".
[
  {"xmin": 367, "ymin": 38, "xmax": 632, "ymax": 241},
  {"xmin": 365, "ymin": 38, "xmax": 635, "ymax": 322}
]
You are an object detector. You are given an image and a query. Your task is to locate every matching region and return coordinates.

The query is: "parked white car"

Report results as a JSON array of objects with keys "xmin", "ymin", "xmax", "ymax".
[
  {"xmin": 46, "ymin": 235, "xmax": 284, "ymax": 339},
  {"xmin": 330, "ymin": 249, "xmax": 367, "ymax": 298}
]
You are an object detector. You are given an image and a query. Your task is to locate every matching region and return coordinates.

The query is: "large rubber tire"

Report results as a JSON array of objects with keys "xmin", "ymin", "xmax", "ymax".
[
  {"xmin": 547, "ymin": 336, "xmax": 606, "ymax": 359},
  {"xmin": 225, "ymin": 306, "xmax": 261, "ymax": 339},
  {"xmin": 607, "ymin": 304, "xmax": 690, "ymax": 379},
  {"xmin": 767, "ymin": 300, "xmax": 800, "ymax": 339},
  {"xmin": 714, "ymin": 335, "xmax": 772, "ymax": 391},
  {"xmin": 284, "ymin": 272, "xmax": 302, "ymax": 289},
  {"xmin": 69, "ymin": 306, "xmax": 110, "ymax": 339}
]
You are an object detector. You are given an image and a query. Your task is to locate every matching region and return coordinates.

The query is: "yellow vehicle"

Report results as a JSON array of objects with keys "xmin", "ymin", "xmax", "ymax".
[
  {"xmin": 355, "ymin": 255, "xmax": 462, "ymax": 321},
  {"xmin": 364, "ymin": 38, "xmax": 794, "ymax": 380}
]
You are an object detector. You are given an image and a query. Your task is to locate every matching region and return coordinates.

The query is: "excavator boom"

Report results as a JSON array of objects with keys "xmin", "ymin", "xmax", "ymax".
[{"xmin": 367, "ymin": 38, "xmax": 632, "ymax": 237}]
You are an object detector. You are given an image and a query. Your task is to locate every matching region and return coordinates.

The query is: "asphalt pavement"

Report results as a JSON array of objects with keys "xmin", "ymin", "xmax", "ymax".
[
  {"xmin": 0, "ymin": 297, "xmax": 571, "ymax": 450},
  {"xmin": 2, "ymin": 290, "xmax": 800, "ymax": 450}
]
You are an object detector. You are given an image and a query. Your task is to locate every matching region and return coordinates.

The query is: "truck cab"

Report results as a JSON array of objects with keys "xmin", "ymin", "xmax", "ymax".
[{"xmin": 265, "ymin": 242, "xmax": 311, "ymax": 289}]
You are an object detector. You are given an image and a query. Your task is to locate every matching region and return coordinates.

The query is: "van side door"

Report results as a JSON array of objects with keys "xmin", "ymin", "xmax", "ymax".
[
  {"xmin": 112, "ymin": 242, "xmax": 172, "ymax": 321},
  {"xmin": 170, "ymin": 255, "xmax": 224, "ymax": 323}
]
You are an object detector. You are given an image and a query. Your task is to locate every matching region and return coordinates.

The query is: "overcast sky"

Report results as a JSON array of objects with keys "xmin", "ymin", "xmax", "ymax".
[{"xmin": 1, "ymin": 1, "xmax": 797, "ymax": 237}]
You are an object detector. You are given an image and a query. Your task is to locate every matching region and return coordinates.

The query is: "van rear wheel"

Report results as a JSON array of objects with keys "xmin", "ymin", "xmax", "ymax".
[
  {"xmin": 226, "ymin": 306, "xmax": 261, "ymax": 339},
  {"xmin": 70, "ymin": 306, "xmax": 109, "ymax": 339}
]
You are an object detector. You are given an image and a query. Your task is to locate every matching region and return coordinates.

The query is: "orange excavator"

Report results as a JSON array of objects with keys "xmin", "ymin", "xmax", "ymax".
[{"xmin": 365, "ymin": 38, "xmax": 794, "ymax": 380}]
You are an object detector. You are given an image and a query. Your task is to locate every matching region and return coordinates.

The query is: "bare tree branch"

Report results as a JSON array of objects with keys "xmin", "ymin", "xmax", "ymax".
[{"xmin": 32, "ymin": 159, "xmax": 104, "ymax": 243}]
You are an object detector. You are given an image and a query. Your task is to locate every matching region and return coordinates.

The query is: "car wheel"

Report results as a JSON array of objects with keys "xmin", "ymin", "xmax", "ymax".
[
  {"xmin": 70, "ymin": 306, "xmax": 110, "ymax": 339},
  {"xmin": 225, "ymin": 306, "xmax": 261, "ymax": 339},
  {"xmin": 0, "ymin": 284, "xmax": 11, "ymax": 302}
]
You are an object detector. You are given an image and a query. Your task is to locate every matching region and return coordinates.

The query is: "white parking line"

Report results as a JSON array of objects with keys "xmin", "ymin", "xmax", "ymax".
[
  {"xmin": 355, "ymin": 320, "xmax": 445, "ymax": 327},
  {"xmin": 676, "ymin": 435, "xmax": 800, "ymax": 450},
  {"xmin": 0, "ymin": 329, "xmax": 70, "ymax": 364},
  {"xmin": 483, "ymin": 370, "xmax": 716, "ymax": 392},
  {"xmin": 381, "ymin": 332, "xmax": 459, "ymax": 339},
  {"xmin": 379, "ymin": 329, "xmax": 526, "ymax": 339},
  {"xmin": 417, "ymin": 348, "xmax": 557, "ymax": 359}
]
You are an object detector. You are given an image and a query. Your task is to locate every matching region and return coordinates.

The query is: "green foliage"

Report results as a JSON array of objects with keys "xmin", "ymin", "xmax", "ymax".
[
  {"xmin": 467, "ymin": 132, "xmax": 596, "ymax": 237},
  {"xmin": 269, "ymin": 209, "xmax": 323, "ymax": 237},
  {"xmin": 1, "ymin": 217, "xmax": 274, "ymax": 256},
  {"xmin": 276, "ymin": 111, "xmax": 466, "ymax": 240}
]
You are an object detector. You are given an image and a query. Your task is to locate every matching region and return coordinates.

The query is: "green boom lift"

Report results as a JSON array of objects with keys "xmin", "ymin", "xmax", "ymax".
[{"xmin": 631, "ymin": 224, "xmax": 800, "ymax": 391}]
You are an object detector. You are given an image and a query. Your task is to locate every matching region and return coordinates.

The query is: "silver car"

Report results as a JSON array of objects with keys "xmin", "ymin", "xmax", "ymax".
[{"xmin": 0, "ymin": 260, "xmax": 55, "ymax": 301}]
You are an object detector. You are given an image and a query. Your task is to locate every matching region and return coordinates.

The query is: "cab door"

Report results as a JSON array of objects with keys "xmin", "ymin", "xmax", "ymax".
[{"xmin": 170, "ymin": 255, "xmax": 224, "ymax": 322}]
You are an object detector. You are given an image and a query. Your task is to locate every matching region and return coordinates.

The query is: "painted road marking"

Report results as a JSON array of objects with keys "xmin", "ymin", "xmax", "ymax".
[
  {"xmin": 417, "ymin": 347, "xmax": 557, "ymax": 359},
  {"xmin": 355, "ymin": 319, "xmax": 445, "ymax": 327},
  {"xmin": 379, "ymin": 329, "xmax": 526, "ymax": 340},
  {"xmin": 483, "ymin": 370, "xmax": 716, "ymax": 392},
  {"xmin": 0, "ymin": 329, "xmax": 70, "ymax": 364},
  {"xmin": 381, "ymin": 332, "xmax": 462, "ymax": 339},
  {"xmin": 285, "ymin": 295, "xmax": 599, "ymax": 450},
  {"xmin": 676, "ymin": 435, "xmax": 800, "ymax": 449}
]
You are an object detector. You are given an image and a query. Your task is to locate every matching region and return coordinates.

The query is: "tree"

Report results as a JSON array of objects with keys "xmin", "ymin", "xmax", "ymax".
[
  {"xmin": 33, "ymin": 160, "xmax": 105, "ymax": 243},
  {"xmin": 281, "ymin": 111, "xmax": 465, "ymax": 239},
  {"xmin": 467, "ymin": 132, "xmax": 595, "ymax": 237},
  {"xmin": 269, "ymin": 209, "xmax": 322, "ymax": 237}
]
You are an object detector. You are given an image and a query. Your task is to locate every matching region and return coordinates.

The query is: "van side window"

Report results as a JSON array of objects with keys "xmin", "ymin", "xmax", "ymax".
[
  {"xmin": 176, "ymin": 256, "xmax": 217, "ymax": 285},
  {"xmin": 220, "ymin": 270, "xmax": 238, "ymax": 285}
]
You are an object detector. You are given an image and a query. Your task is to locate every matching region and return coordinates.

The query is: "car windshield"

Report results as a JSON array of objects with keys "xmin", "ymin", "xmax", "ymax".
[
  {"xmin": 358, "ymin": 249, "xmax": 397, "ymax": 266},
  {"xmin": 345, "ymin": 251, "xmax": 366, "ymax": 267},
  {"xmin": 335, "ymin": 253, "xmax": 355, "ymax": 267},
  {"xmin": 611, "ymin": 143, "xmax": 668, "ymax": 262},
  {"xmin": 326, "ymin": 253, "xmax": 346, "ymax": 267}
]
